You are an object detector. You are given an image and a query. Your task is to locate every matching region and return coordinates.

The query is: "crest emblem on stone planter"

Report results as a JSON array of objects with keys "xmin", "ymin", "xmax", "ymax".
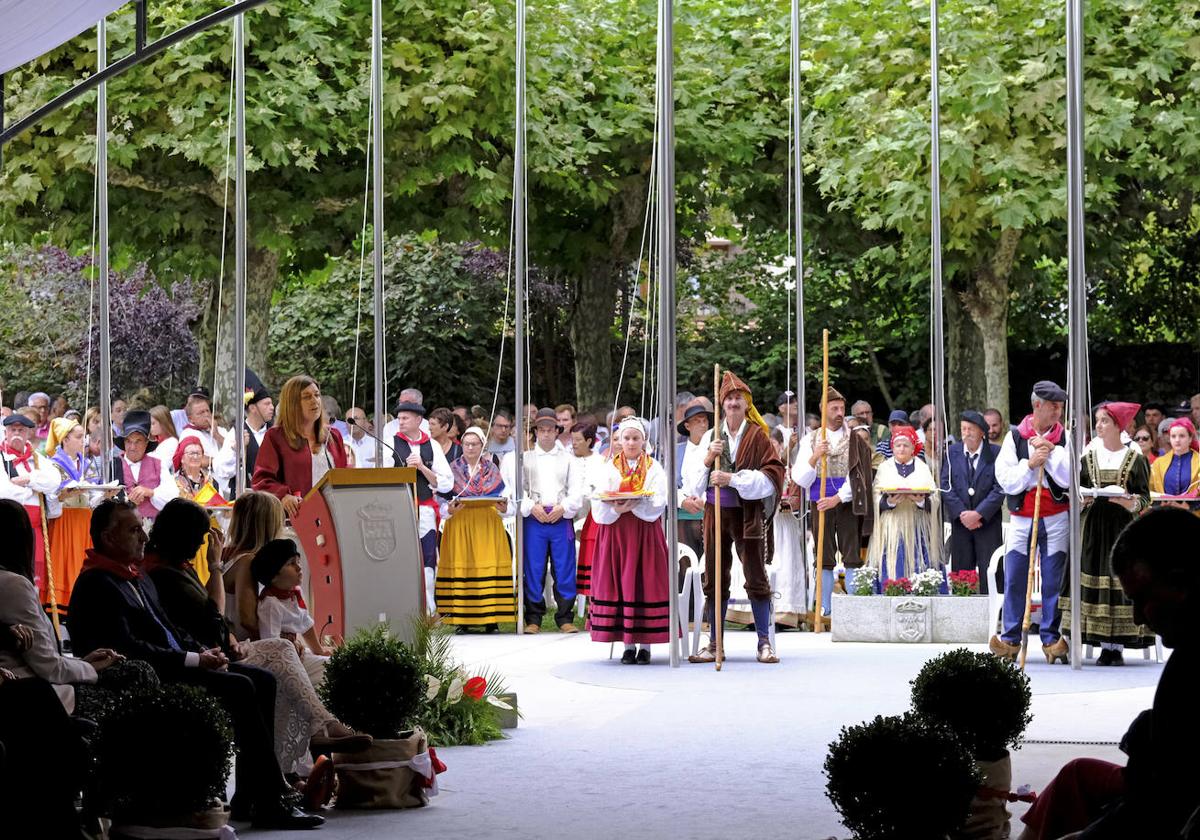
[
  {"xmin": 893, "ymin": 599, "xmax": 929, "ymax": 643},
  {"xmin": 358, "ymin": 503, "xmax": 396, "ymax": 560}
]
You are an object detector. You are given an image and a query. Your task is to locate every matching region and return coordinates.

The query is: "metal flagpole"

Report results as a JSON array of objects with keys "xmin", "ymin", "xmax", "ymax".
[
  {"xmin": 928, "ymin": 0, "xmax": 946, "ymax": 482},
  {"xmin": 1065, "ymin": 0, "xmax": 1086, "ymax": 670},
  {"xmin": 371, "ymin": 0, "xmax": 386, "ymax": 464},
  {"xmin": 656, "ymin": 0, "xmax": 680, "ymax": 668},
  {"xmin": 790, "ymin": 0, "xmax": 809, "ymax": 609},
  {"xmin": 97, "ymin": 20, "xmax": 112, "ymax": 481},
  {"xmin": 233, "ymin": 13, "xmax": 248, "ymax": 495},
  {"xmin": 513, "ymin": 0, "xmax": 527, "ymax": 634}
]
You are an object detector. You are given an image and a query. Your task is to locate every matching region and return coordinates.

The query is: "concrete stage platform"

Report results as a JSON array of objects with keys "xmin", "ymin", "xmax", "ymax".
[{"xmin": 249, "ymin": 631, "xmax": 1161, "ymax": 839}]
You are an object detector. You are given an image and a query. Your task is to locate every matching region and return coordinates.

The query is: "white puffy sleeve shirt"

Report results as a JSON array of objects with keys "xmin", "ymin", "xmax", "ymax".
[{"xmin": 591, "ymin": 457, "xmax": 668, "ymax": 525}]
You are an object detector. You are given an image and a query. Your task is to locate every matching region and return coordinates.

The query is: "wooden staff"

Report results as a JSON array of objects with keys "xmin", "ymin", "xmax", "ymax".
[
  {"xmin": 712, "ymin": 363, "xmax": 724, "ymax": 670},
  {"xmin": 1018, "ymin": 466, "xmax": 1046, "ymax": 671},
  {"xmin": 812, "ymin": 329, "xmax": 830, "ymax": 633},
  {"xmin": 38, "ymin": 493, "xmax": 62, "ymax": 642}
]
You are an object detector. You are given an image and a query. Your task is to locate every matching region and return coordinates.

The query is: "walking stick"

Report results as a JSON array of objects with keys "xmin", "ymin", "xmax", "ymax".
[
  {"xmin": 812, "ymin": 329, "xmax": 830, "ymax": 633},
  {"xmin": 712, "ymin": 363, "xmax": 724, "ymax": 670},
  {"xmin": 39, "ymin": 493, "xmax": 62, "ymax": 643},
  {"xmin": 1018, "ymin": 466, "xmax": 1045, "ymax": 671}
]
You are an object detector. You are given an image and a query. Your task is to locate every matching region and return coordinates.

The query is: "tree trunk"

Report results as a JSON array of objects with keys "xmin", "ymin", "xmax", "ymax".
[
  {"xmin": 958, "ymin": 228, "xmax": 1021, "ymax": 426},
  {"xmin": 945, "ymin": 291, "xmax": 987, "ymax": 420},
  {"xmin": 207, "ymin": 246, "xmax": 279, "ymax": 427},
  {"xmin": 570, "ymin": 259, "xmax": 615, "ymax": 410}
]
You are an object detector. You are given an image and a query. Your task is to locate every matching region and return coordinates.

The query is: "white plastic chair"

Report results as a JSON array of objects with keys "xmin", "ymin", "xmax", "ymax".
[
  {"xmin": 677, "ymin": 544, "xmax": 704, "ymax": 655},
  {"xmin": 986, "ymin": 543, "xmax": 1042, "ymax": 634},
  {"xmin": 1084, "ymin": 638, "xmax": 1163, "ymax": 663}
]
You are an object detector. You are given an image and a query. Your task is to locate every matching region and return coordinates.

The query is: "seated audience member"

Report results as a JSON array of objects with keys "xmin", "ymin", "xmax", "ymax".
[
  {"xmin": 221, "ymin": 490, "xmax": 287, "ymax": 639},
  {"xmin": 1018, "ymin": 507, "xmax": 1200, "ymax": 839},
  {"xmin": 252, "ymin": 539, "xmax": 333, "ymax": 687},
  {"xmin": 67, "ymin": 499, "xmax": 324, "ymax": 830},
  {"xmin": 146, "ymin": 500, "xmax": 367, "ymax": 775}
]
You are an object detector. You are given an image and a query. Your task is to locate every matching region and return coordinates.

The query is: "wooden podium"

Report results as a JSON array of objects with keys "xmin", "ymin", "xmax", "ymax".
[{"xmin": 291, "ymin": 468, "xmax": 426, "ymax": 645}]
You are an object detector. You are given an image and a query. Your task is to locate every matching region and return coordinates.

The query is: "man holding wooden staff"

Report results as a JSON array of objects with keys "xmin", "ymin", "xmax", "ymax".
[
  {"xmin": 791, "ymin": 386, "xmax": 874, "ymax": 618},
  {"xmin": 991, "ymin": 380, "xmax": 1073, "ymax": 664},
  {"xmin": 682, "ymin": 371, "xmax": 785, "ymax": 664}
]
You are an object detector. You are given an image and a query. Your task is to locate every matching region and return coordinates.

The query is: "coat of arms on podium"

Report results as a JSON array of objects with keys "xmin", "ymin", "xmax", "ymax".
[{"xmin": 358, "ymin": 503, "xmax": 396, "ymax": 560}]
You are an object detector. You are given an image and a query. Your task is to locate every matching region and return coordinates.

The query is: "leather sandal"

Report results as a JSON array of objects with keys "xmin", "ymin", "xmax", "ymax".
[{"xmin": 756, "ymin": 641, "xmax": 779, "ymax": 664}]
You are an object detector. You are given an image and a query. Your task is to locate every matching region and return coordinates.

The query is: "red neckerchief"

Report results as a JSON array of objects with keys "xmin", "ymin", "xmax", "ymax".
[
  {"xmin": 183, "ymin": 424, "xmax": 209, "ymax": 435},
  {"xmin": 399, "ymin": 431, "xmax": 441, "ymax": 526},
  {"xmin": 259, "ymin": 585, "xmax": 307, "ymax": 609},
  {"xmin": 397, "ymin": 430, "xmax": 430, "ymax": 446},
  {"xmin": 82, "ymin": 548, "xmax": 141, "ymax": 581},
  {"xmin": 3, "ymin": 440, "xmax": 34, "ymax": 471},
  {"xmin": 1017, "ymin": 414, "xmax": 1064, "ymax": 445}
]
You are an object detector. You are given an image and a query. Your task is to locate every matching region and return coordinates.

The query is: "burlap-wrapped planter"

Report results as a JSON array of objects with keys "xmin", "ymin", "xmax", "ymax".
[
  {"xmin": 333, "ymin": 728, "xmax": 433, "ymax": 809},
  {"xmin": 110, "ymin": 804, "xmax": 231, "ymax": 838},
  {"xmin": 957, "ymin": 753, "xmax": 1013, "ymax": 840}
]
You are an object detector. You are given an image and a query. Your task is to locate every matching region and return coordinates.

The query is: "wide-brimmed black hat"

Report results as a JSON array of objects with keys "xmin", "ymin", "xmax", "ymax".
[
  {"xmin": 251, "ymin": 538, "xmax": 300, "ymax": 587},
  {"xmin": 394, "ymin": 401, "xmax": 426, "ymax": 416},
  {"xmin": 677, "ymin": 404, "xmax": 714, "ymax": 436},
  {"xmin": 115, "ymin": 410, "xmax": 157, "ymax": 452},
  {"xmin": 3, "ymin": 413, "xmax": 35, "ymax": 428},
  {"xmin": 532, "ymin": 407, "xmax": 561, "ymax": 432}
]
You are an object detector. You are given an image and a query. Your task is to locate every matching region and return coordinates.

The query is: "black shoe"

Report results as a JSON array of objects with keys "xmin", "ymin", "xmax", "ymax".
[
  {"xmin": 620, "ymin": 648, "xmax": 637, "ymax": 664},
  {"xmin": 230, "ymin": 794, "xmax": 252, "ymax": 822},
  {"xmin": 252, "ymin": 798, "xmax": 325, "ymax": 830},
  {"xmin": 636, "ymin": 648, "xmax": 651, "ymax": 665},
  {"xmin": 1110, "ymin": 650, "xmax": 1125, "ymax": 666},
  {"xmin": 485, "ymin": 623, "xmax": 499, "ymax": 634},
  {"xmin": 1096, "ymin": 648, "xmax": 1114, "ymax": 666}
]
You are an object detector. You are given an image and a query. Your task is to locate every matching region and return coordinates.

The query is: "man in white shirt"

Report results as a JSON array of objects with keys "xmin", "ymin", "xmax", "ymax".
[
  {"xmin": 381, "ymin": 388, "xmax": 431, "ymax": 440},
  {"xmin": 391, "ymin": 401, "xmax": 453, "ymax": 613},
  {"xmin": 991, "ymin": 381, "xmax": 1073, "ymax": 663},
  {"xmin": 213, "ymin": 383, "xmax": 274, "ymax": 496},
  {"xmin": 178, "ymin": 393, "xmax": 226, "ymax": 467},
  {"xmin": 344, "ymin": 407, "xmax": 378, "ymax": 468},
  {"xmin": 111, "ymin": 410, "xmax": 178, "ymax": 521},
  {"xmin": 502, "ymin": 408, "xmax": 583, "ymax": 633},
  {"xmin": 791, "ymin": 386, "xmax": 875, "ymax": 615},
  {"xmin": 1, "ymin": 413, "xmax": 61, "ymax": 590}
]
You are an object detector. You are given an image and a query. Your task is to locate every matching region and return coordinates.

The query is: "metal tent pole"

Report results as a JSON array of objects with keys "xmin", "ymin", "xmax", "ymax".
[
  {"xmin": 371, "ymin": 0, "xmax": 386, "ymax": 463},
  {"xmin": 928, "ymin": 0, "xmax": 946, "ymax": 481},
  {"xmin": 1065, "ymin": 0, "xmax": 1086, "ymax": 670},
  {"xmin": 790, "ymin": 0, "xmax": 809, "ymax": 603},
  {"xmin": 233, "ymin": 13, "xmax": 248, "ymax": 495},
  {"xmin": 513, "ymin": 0, "xmax": 527, "ymax": 634},
  {"xmin": 656, "ymin": 0, "xmax": 679, "ymax": 667},
  {"xmin": 97, "ymin": 20, "xmax": 112, "ymax": 480}
]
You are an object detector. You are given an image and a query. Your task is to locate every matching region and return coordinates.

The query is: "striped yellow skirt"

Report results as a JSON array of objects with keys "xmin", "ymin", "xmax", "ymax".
[{"xmin": 435, "ymin": 505, "xmax": 516, "ymax": 626}]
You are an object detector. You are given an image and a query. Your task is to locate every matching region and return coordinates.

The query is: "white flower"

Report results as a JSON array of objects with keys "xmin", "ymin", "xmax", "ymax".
[
  {"xmin": 446, "ymin": 677, "xmax": 464, "ymax": 705},
  {"xmin": 424, "ymin": 674, "xmax": 442, "ymax": 701},
  {"xmin": 486, "ymin": 696, "xmax": 513, "ymax": 711},
  {"xmin": 911, "ymin": 569, "xmax": 943, "ymax": 596}
]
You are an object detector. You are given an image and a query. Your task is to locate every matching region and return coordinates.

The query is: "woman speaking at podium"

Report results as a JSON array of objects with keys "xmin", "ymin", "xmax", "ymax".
[{"xmin": 252, "ymin": 376, "xmax": 348, "ymax": 517}]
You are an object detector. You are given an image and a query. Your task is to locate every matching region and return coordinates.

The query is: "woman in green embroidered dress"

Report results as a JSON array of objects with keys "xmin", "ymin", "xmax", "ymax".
[{"xmin": 1061, "ymin": 402, "xmax": 1155, "ymax": 665}]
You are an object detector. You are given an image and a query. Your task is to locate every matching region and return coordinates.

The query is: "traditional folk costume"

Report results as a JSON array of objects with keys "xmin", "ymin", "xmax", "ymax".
[
  {"xmin": 436, "ymin": 427, "xmax": 516, "ymax": 628},
  {"xmin": 674, "ymin": 404, "xmax": 713, "ymax": 565},
  {"xmin": 1060, "ymin": 403, "xmax": 1154, "ymax": 659},
  {"xmin": 589, "ymin": 419, "xmax": 672, "ymax": 657},
  {"xmin": 0, "ymin": 415, "xmax": 60, "ymax": 594},
  {"xmin": 111, "ymin": 410, "xmax": 178, "ymax": 523},
  {"xmin": 45, "ymin": 419, "xmax": 96, "ymax": 617},
  {"xmin": 993, "ymin": 381, "xmax": 1073, "ymax": 663},
  {"xmin": 1149, "ymin": 418, "xmax": 1200, "ymax": 514},
  {"xmin": 213, "ymin": 383, "xmax": 272, "ymax": 497},
  {"xmin": 573, "ymin": 448, "xmax": 607, "ymax": 605},
  {"xmin": 174, "ymin": 435, "xmax": 230, "ymax": 588},
  {"xmin": 791, "ymin": 387, "xmax": 875, "ymax": 614},
  {"xmin": 390, "ymin": 403, "xmax": 454, "ymax": 613},
  {"xmin": 682, "ymin": 372, "xmax": 785, "ymax": 663},
  {"xmin": 501, "ymin": 410, "xmax": 583, "ymax": 631},
  {"xmin": 867, "ymin": 427, "xmax": 942, "ymax": 588}
]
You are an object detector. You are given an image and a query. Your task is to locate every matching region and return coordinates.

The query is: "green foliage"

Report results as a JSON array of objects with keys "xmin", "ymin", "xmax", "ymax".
[
  {"xmin": 910, "ymin": 648, "xmax": 1033, "ymax": 761},
  {"xmin": 410, "ymin": 617, "xmax": 510, "ymax": 746},
  {"xmin": 319, "ymin": 623, "xmax": 426, "ymax": 739},
  {"xmin": 93, "ymin": 680, "xmax": 234, "ymax": 820},
  {"xmin": 825, "ymin": 712, "xmax": 979, "ymax": 840}
]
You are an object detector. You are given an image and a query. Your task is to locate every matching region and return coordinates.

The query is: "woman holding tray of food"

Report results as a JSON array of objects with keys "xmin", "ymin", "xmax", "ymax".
[
  {"xmin": 589, "ymin": 416, "xmax": 671, "ymax": 664},
  {"xmin": 1149, "ymin": 417, "xmax": 1200, "ymax": 515},
  {"xmin": 435, "ymin": 425, "xmax": 515, "ymax": 632},
  {"xmin": 1060, "ymin": 402, "xmax": 1153, "ymax": 665},
  {"xmin": 866, "ymin": 424, "xmax": 942, "ymax": 589}
]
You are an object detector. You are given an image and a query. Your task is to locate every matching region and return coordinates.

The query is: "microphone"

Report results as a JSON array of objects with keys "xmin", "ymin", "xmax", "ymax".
[{"xmin": 346, "ymin": 418, "xmax": 399, "ymax": 465}]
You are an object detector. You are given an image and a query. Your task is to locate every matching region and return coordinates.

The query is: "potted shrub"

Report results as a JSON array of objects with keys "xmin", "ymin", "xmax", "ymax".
[
  {"xmin": 825, "ymin": 712, "xmax": 979, "ymax": 839},
  {"xmin": 93, "ymin": 681, "xmax": 234, "ymax": 838},
  {"xmin": 910, "ymin": 649, "xmax": 1033, "ymax": 838},
  {"xmin": 319, "ymin": 624, "xmax": 434, "ymax": 808}
]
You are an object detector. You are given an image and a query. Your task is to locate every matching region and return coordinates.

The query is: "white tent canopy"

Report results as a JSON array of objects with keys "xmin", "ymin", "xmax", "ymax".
[{"xmin": 0, "ymin": 0, "xmax": 127, "ymax": 75}]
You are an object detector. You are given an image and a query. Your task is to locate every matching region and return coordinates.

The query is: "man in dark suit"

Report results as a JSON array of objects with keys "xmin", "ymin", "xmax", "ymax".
[
  {"xmin": 940, "ymin": 410, "xmax": 1004, "ymax": 594},
  {"xmin": 68, "ymin": 499, "xmax": 323, "ymax": 831}
]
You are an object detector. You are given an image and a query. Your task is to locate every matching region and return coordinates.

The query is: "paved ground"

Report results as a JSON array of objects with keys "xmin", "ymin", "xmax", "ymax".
[{"xmin": 242, "ymin": 631, "xmax": 1161, "ymax": 839}]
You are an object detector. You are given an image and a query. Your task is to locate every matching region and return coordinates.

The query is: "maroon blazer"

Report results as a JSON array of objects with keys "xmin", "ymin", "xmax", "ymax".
[{"xmin": 251, "ymin": 426, "xmax": 348, "ymax": 500}]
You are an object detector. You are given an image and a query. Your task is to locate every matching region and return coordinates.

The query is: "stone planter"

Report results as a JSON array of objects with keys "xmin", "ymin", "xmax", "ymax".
[{"xmin": 832, "ymin": 594, "xmax": 990, "ymax": 643}]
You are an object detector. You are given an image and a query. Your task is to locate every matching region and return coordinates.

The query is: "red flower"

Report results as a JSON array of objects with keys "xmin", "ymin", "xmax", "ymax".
[{"xmin": 463, "ymin": 676, "xmax": 487, "ymax": 701}]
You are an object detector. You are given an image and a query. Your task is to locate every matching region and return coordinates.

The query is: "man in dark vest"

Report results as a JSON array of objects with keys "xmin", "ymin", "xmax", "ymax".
[
  {"xmin": 991, "ymin": 380, "xmax": 1072, "ymax": 663},
  {"xmin": 941, "ymin": 410, "xmax": 1004, "ymax": 594},
  {"xmin": 214, "ymin": 372, "xmax": 274, "ymax": 498},
  {"xmin": 112, "ymin": 410, "xmax": 178, "ymax": 521},
  {"xmin": 392, "ymin": 401, "xmax": 453, "ymax": 613}
]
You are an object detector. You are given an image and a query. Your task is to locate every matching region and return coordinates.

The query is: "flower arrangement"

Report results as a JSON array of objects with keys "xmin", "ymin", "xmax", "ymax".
[
  {"xmin": 948, "ymin": 570, "xmax": 980, "ymax": 596},
  {"xmin": 413, "ymin": 617, "xmax": 515, "ymax": 746},
  {"xmin": 850, "ymin": 566, "xmax": 878, "ymax": 595},
  {"xmin": 882, "ymin": 578, "xmax": 912, "ymax": 596},
  {"xmin": 910, "ymin": 569, "xmax": 943, "ymax": 596}
]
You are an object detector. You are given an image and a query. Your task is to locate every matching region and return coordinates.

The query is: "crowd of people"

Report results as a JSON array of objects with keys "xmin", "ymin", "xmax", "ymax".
[{"xmin": 1, "ymin": 372, "xmax": 1198, "ymax": 834}]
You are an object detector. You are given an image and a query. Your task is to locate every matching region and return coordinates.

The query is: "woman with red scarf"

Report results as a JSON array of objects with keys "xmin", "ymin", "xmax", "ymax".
[
  {"xmin": 588, "ymin": 417, "xmax": 671, "ymax": 664},
  {"xmin": 866, "ymin": 425, "xmax": 941, "ymax": 590},
  {"xmin": 0, "ymin": 413, "xmax": 61, "ymax": 593}
]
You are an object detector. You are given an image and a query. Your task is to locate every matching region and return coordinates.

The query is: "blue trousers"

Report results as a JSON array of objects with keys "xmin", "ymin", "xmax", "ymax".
[
  {"xmin": 1001, "ymin": 515, "xmax": 1068, "ymax": 645},
  {"xmin": 819, "ymin": 568, "xmax": 857, "ymax": 615},
  {"xmin": 523, "ymin": 515, "xmax": 577, "ymax": 627}
]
